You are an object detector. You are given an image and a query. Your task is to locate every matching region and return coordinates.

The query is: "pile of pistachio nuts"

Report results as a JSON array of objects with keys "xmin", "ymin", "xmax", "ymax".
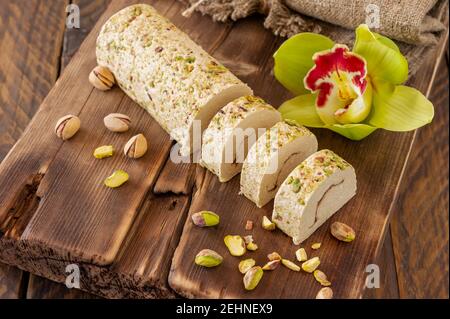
[
  {"xmin": 192, "ymin": 210, "xmax": 356, "ymax": 299},
  {"xmin": 54, "ymin": 66, "xmax": 148, "ymax": 188}
]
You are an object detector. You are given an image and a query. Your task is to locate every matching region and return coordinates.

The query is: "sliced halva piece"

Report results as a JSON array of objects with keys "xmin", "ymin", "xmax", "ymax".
[
  {"xmin": 272, "ymin": 149, "xmax": 357, "ymax": 244},
  {"xmin": 240, "ymin": 121, "xmax": 318, "ymax": 208},
  {"xmin": 96, "ymin": 4, "xmax": 252, "ymax": 156},
  {"xmin": 201, "ymin": 96, "xmax": 281, "ymax": 182}
]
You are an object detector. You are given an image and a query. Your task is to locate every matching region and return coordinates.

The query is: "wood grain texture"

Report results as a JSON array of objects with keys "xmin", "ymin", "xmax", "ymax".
[
  {"xmin": 0, "ymin": 193, "xmax": 190, "ymax": 298},
  {"xmin": 27, "ymin": 274, "xmax": 98, "ymax": 299},
  {"xmin": 390, "ymin": 50, "xmax": 449, "ymax": 299},
  {"xmin": 153, "ymin": 161, "xmax": 197, "ymax": 195},
  {"xmin": 168, "ymin": 19, "xmax": 449, "ymax": 298},
  {"xmin": 61, "ymin": 0, "xmax": 112, "ymax": 70},
  {"xmin": 0, "ymin": 0, "xmax": 70, "ymax": 299},
  {"xmin": 26, "ymin": 0, "xmax": 111, "ymax": 298},
  {"xmin": 363, "ymin": 228, "xmax": 400, "ymax": 298},
  {"xmin": 0, "ymin": 265, "xmax": 27, "ymax": 299}
]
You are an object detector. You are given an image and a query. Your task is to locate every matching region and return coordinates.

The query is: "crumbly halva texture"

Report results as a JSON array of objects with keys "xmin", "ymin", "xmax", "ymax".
[
  {"xmin": 201, "ymin": 95, "xmax": 281, "ymax": 182},
  {"xmin": 96, "ymin": 4, "xmax": 252, "ymax": 156},
  {"xmin": 272, "ymin": 149, "xmax": 357, "ymax": 244},
  {"xmin": 240, "ymin": 120, "xmax": 318, "ymax": 208}
]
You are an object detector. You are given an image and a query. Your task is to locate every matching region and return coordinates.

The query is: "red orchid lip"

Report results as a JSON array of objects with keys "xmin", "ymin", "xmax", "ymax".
[{"xmin": 304, "ymin": 45, "xmax": 367, "ymax": 108}]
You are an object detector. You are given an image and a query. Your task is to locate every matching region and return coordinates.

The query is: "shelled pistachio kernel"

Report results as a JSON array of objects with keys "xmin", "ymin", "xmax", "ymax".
[
  {"xmin": 243, "ymin": 235, "xmax": 254, "ymax": 245},
  {"xmin": 313, "ymin": 270, "xmax": 331, "ymax": 286},
  {"xmin": 262, "ymin": 259, "xmax": 280, "ymax": 271},
  {"xmin": 224, "ymin": 235, "xmax": 246, "ymax": 256},
  {"xmin": 311, "ymin": 243, "xmax": 322, "ymax": 250},
  {"xmin": 246, "ymin": 242, "xmax": 258, "ymax": 251},
  {"xmin": 330, "ymin": 222, "xmax": 356, "ymax": 242},
  {"xmin": 94, "ymin": 145, "xmax": 114, "ymax": 159},
  {"xmin": 89, "ymin": 65, "xmax": 115, "ymax": 91},
  {"xmin": 191, "ymin": 211, "xmax": 220, "ymax": 227},
  {"xmin": 262, "ymin": 216, "xmax": 276, "ymax": 231},
  {"xmin": 104, "ymin": 170, "xmax": 129, "ymax": 188},
  {"xmin": 238, "ymin": 258, "xmax": 256, "ymax": 274},
  {"xmin": 301, "ymin": 257, "xmax": 320, "ymax": 273},
  {"xmin": 194, "ymin": 249, "xmax": 223, "ymax": 268},
  {"xmin": 295, "ymin": 248, "xmax": 308, "ymax": 262},
  {"xmin": 124, "ymin": 134, "xmax": 148, "ymax": 159},
  {"xmin": 267, "ymin": 252, "xmax": 282, "ymax": 261},
  {"xmin": 243, "ymin": 266, "xmax": 263, "ymax": 291},
  {"xmin": 316, "ymin": 287, "xmax": 333, "ymax": 299},
  {"xmin": 281, "ymin": 259, "xmax": 301, "ymax": 272},
  {"xmin": 55, "ymin": 115, "xmax": 80, "ymax": 140},
  {"xmin": 104, "ymin": 113, "xmax": 131, "ymax": 132}
]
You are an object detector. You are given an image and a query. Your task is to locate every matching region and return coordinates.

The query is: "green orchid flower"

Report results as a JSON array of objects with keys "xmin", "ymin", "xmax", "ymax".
[{"xmin": 274, "ymin": 24, "xmax": 434, "ymax": 140}]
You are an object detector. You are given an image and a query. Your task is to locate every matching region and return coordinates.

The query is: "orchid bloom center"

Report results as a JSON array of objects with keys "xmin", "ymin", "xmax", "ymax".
[
  {"xmin": 304, "ymin": 45, "xmax": 372, "ymax": 125},
  {"xmin": 333, "ymin": 71, "xmax": 359, "ymax": 102}
]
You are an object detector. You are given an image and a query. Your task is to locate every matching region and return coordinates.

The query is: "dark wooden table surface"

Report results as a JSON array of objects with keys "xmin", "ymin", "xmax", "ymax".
[{"xmin": 0, "ymin": 0, "xmax": 448, "ymax": 299}]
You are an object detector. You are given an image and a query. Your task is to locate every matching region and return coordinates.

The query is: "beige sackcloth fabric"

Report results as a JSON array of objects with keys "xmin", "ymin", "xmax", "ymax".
[{"xmin": 181, "ymin": 0, "xmax": 448, "ymax": 76}]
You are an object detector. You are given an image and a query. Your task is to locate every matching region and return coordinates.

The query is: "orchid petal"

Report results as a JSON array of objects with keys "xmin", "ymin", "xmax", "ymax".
[
  {"xmin": 304, "ymin": 45, "xmax": 369, "ymax": 125},
  {"xmin": 279, "ymin": 94, "xmax": 325, "ymax": 127},
  {"xmin": 369, "ymin": 85, "xmax": 434, "ymax": 131},
  {"xmin": 274, "ymin": 33, "xmax": 335, "ymax": 95},
  {"xmin": 335, "ymin": 80, "xmax": 373, "ymax": 124},
  {"xmin": 327, "ymin": 123, "xmax": 378, "ymax": 140},
  {"xmin": 353, "ymin": 24, "xmax": 408, "ymax": 85},
  {"xmin": 373, "ymin": 32, "xmax": 400, "ymax": 52}
]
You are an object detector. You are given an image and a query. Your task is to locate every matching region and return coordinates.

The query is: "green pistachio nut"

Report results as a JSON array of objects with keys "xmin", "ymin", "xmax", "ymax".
[
  {"xmin": 194, "ymin": 249, "xmax": 223, "ymax": 268},
  {"xmin": 191, "ymin": 211, "xmax": 220, "ymax": 227},
  {"xmin": 243, "ymin": 266, "xmax": 264, "ymax": 291}
]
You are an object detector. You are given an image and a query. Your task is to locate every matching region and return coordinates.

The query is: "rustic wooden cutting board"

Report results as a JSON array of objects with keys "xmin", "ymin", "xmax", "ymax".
[{"xmin": 0, "ymin": 0, "xmax": 447, "ymax": 299}]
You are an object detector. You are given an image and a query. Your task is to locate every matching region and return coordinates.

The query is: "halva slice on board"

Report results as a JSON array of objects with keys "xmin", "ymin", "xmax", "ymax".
[
  {"xmin": 201, "ymin": 96, "xmax": 281, "ymax": 182},
  {"xmin": 272, "ymin": 149, "xmax": 357, "ymax": 244},
  {"xmin": 240, "ymin": 120, "xmax": 318, "ymax": 208}
]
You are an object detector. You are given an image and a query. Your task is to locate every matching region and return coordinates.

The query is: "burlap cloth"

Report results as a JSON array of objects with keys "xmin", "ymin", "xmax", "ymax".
[{"xmin": 181, "ymin": 0, "xmax": 448, "ymax": 76}]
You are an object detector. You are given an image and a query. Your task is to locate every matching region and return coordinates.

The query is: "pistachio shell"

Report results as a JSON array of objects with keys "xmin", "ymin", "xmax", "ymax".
[
  {"xmin": 124, "ymin": 134, "xmax": 148, "ymax": 159},
  {"xmin": 55, "ymin": 115, "xmax": 81, "ymax": 140},
  {"xmin": 104, "ymin": 113, "xmax": 131, "ymax": 132},
  {"xmin": 89, "ymin": 66, "xmax": 115, "ymax": 91}
]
